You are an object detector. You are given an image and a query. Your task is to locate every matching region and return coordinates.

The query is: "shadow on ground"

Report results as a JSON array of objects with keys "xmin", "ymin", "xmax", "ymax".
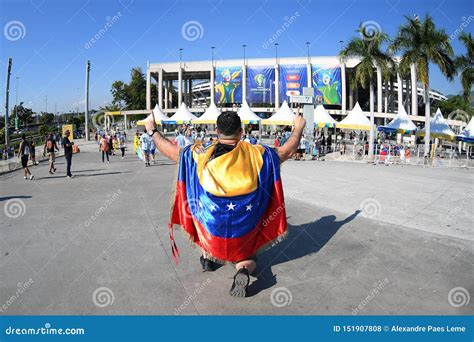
[{"xmin": 247, "ymin": 210, "xmax": 360, "ymax": 297}]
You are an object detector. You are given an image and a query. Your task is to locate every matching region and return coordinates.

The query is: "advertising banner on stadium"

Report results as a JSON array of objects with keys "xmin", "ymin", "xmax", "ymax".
[
  {"xmin": 311, "ymin": 65, "xmax": 342, "ymax": 105},
  {"xmin": 214, "ymin": 66, "xmax": 243, "ymax": 104},
  {"xmin": 279, "ymin": 64, "xmax": 307, "ymax": 103},
  {"xmin": 246, "ymin": 66, "xmax": 275, "ymax": 104}
]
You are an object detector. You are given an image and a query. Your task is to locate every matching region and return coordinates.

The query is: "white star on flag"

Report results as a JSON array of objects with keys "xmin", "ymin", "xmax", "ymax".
[
  {"xmin": 210, "ymin": 204, "xmax": 217, "ymax": 212},
  {"xmin": 246, "ymin": 204, "xmax": 253, "ymax": 211},
  {"xmin": 227, "ymin": 202, "xmax": 236, "ymax": 211}
]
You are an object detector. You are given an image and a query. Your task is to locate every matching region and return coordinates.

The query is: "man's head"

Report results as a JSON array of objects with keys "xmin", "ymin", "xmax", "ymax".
[
  {"xmin": 216, "ymin": 112, "xmax": 242, "ymax": 139},
  {"xmin": 21, "ymin": 134, "xmax": 26, "ymax": 141},
  {"xmin": 65, "ymin": 130, "xmax": 70, "ymax": 137}
]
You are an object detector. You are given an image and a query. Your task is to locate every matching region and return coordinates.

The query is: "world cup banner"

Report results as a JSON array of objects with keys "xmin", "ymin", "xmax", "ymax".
[
  {"xmin": 246, "ymin": 66, "xmax": 275, "ymax": 104},
  {"xmin": 279, "ymin": 64, "xmax": 307, "ymax": 104},
  {"xmin": 311, "ymin": 65, "xmax": 342, "ymax": 105},
  {"xmin": 215, "ymin": 66, "xmax": 243, "ymax": 104}
]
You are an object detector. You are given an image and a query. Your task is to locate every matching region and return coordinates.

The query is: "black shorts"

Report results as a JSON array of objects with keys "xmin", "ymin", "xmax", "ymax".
[
  {"xmin": 298, "ymin": 148, "xmax": 305, "ymax": 154},
  {"xmin": 21, "ymin": 155, "xmax": 29, "ymax": 168}
]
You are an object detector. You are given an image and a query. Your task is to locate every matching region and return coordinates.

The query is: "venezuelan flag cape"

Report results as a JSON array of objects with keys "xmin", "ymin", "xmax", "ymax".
[{"xmin": 170, "ymin": 141, "xmax": 287, "ymax": 263}]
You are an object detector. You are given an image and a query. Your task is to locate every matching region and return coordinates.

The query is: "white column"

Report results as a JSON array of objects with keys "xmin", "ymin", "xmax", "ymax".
[
  {"xmin": 210, "ymin": 65, "xmax": 215, "ymax": 104},
  {"xmin": 242, "ymin": 64, "xmax": 247, "ymax": 103},
  {"xmin": 164, "ymin": 83, "xmax": 168, "ymax": 110},
  {"xmin": 146, "ymin": 62, "xmax": 151, "ymax": 110},
  {"xmin": 274, "ymin": 64, "xmax": 279, "ymax": 109},
  {"xmin": 306, "ymin": 63, "xmax": 312, "ymax": 88},
  {"xmin": 340, "ymin": 61, "xmax": 347, "ymax": 111},
  {"xmin": 410, "ymin": 63, "xmax": 418, "ymax": 116},
  {"xmin": 397, "ymin": 72, "xmax": 403, "ymax": 111},
  {"xmin": 124, "ymin": 114, "xmax": 127, "ymax": 129},
  {"xmin": 189, "ymin": 79, "xmax": 193, "ymax": 107},
  {"xmin": 376, "ymin": 64, "xmax": 382, "ymax": 114},
  {"xmin": 158, "ymin": 68, "xmax": 163, "ymax": 109},
  {"xmin": 178, "ymin": 67, "xmax": 182, "ymax": 105}
]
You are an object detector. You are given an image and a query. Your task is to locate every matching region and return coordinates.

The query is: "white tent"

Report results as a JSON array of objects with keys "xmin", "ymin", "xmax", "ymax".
[
  {"xmin": 314, "ymin": 104, "xmax": 337, "ymax": 128},
  {"xmin": 137, "ymin": 104, "xmax": 169, "ymax": 125},
  {"xmin": 458, "ymin": 117, "xmax": 474, "ymax": 143},
  {"xmin": 166, "ymin": 102, "xmax": 197, "ymax": 123},
  {"xmin": 337, "ymin": 102, "xmax": 371, "ymax": 130},
  {"xmin": 261, "ymin": 101, "xmax": 295, "ymax": 125},
  {"xmin": 192, "ymin": 102, "xmax": 221, "ymax": 124},
  {"xmin": 379, "ymin": 104, "xmax": 417, "ymax": 133},
  {"xmin": 417, "ymin": 108, "xmax": 456, "ymax": 141},
  {"xmin": 237, "ymin": 101, "xmax": 261, "ymax": 124}
]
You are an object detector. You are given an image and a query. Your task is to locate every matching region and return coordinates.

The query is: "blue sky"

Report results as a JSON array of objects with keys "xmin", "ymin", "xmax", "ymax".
[{"xmin": 0, "ymin": 0, "xmax": 472, "ymax": 113}]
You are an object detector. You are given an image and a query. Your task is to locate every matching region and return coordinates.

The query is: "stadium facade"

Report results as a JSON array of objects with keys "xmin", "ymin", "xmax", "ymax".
[{"xmin": 146, "ymin": 56, "xmax": 457, "ymax": 127}]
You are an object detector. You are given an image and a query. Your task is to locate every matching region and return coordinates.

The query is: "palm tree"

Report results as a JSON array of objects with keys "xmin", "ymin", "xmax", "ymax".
[
  {"xmin": 340, "ymin": 25, "xmax": 394, "ymax": 159},
  {"xmin": 455, "ymin": 32, "xmax": 473, "ymax": 102},
  {"xmin": 391, "ymin": 14, "xmax": 455, "ymax": 155}
]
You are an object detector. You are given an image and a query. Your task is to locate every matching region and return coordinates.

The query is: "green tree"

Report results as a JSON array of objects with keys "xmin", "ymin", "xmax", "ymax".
[
  {"xmin": 438, "ymin": 95, "xmax": 473, "ymax": 120},
  {"xmin": 108, "ymin": 67, "xmax": 147, "ymax": 110},
  {"xmin": 340, "ymin": 25, "xmax": 394, "ymax": 158},
  {"xmin": 391, "ymin": 14, "xmax": 456, "ymax": 154},
  {"xmin": 39, "ymin": 113, "xmax": 55, "ymax": 125},
  {"xmin": 455, "ymin": 32, "xmax": 473, "ymax": 102}
]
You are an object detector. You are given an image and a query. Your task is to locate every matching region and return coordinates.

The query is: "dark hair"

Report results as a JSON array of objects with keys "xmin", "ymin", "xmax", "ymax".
[
  {"xmin": 21, "ymin": 134, "xmax": 26, "ymax": 140},
  {"xmin": 217, "ymin": 112, "xmax": 241, "ymax": 136}
]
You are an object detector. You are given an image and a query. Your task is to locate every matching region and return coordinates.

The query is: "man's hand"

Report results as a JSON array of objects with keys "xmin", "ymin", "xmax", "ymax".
[
  {"xmin": 144, "ymin": 112, "xmax": 156, "ymax": 133},
  {"xmin": 277, "ymin": 114, "xmax": 306, "ymax": 163},
  {"xmin": 293, "ymin": 114, "xmax": 306, "ymax": 133}
]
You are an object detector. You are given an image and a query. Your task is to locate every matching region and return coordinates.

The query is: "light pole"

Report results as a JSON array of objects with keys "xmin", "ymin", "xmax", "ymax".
[
  {"xmin": 15, "ymin": 76, "xmax": 19, "ymax": 130},
  {"xmin": 242, "ymin": 44, "xmax": 247, "ymax": 65},
  {"xmin": 85, "ymin": 60, "xmax": 90, "ymax": 140},
  {"xmin": 274, "ymin": 43, "xmax": 279, "ymax": 64},
  {"xmin": 306, "ymin": 42, "xmax": 310, "ymax": 63},
  {"xmin": 211, "ymin": 46, "xmax": 215, "ymax": 67},
  {"xmin": 4, "ymin": 58, "xmax": 12, "ymax": 147},
  {"xmin": 339, "ymin": 40, "xmax": 343, "ymax": 52}
]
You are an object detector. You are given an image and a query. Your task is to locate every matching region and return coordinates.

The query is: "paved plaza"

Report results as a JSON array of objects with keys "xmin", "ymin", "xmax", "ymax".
[{"xmin": 0, "ymin": 140, "xmax": 473, "ymax": 315}]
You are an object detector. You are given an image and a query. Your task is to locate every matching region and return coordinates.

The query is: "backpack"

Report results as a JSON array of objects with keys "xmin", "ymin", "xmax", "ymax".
[{"xmin": 101, "ymin": 138, "xmax": 109, "ymax": 152}]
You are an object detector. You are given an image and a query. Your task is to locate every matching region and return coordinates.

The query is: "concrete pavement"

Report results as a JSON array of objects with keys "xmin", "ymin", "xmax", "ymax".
[{"xmin": 0, "ymin": 140, "xmax": 472, "ymax": 315}]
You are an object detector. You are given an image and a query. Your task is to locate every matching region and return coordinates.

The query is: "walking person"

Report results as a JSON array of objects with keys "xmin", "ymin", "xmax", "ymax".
[
  {"xmin": 144, "ymin": 111, "xmax": 305, "ymax": 298},
  {"xmin": 30, "ymin": 139, "xmax": 38, "ymax": 165},
  {"xmin": 118, "ymin": 134, "xmax": 126, "ymax": 159},
  {"xmin": 44, "ymin": 133, "xmax": 58, "ymax": 174},
  {"xmin": 18, "ymin": 134, "xmax": 34, "ymax": 180},
  {"xmin": 139, "ymin": 129, "xmax": 152, "ymax": 166},
  {"xmin": 63, "ymin": 130, "xmax": 74, "ymax": 178},
  {"xmin": 99, "ymin": 135, "xmax": 110, "ymax": 163}
]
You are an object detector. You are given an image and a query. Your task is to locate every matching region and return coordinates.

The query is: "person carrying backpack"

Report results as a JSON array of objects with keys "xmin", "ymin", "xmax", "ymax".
[
  {"xmin": 43, "ymin": 133, "xmax": 59, "ymax": 174},
  {"xmin": 99, "ymin": 135, "xmax": 110, "ymax": 163}
]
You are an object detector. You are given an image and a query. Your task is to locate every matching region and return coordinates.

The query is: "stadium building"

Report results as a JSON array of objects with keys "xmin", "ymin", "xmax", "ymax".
[{"xmin": 144, "ymin": 56, "xmax": 460, "ymax": 128}]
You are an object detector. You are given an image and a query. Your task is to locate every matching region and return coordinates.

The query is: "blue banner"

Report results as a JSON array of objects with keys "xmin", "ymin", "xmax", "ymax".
[
  {"xmin": 312, "ymin": 65, "xmax": 342, "ymax": 105},
  {"xmin": 246, "ymin": 66, "xmax": 275, "ymax": 104},
  {"xmin": 0, "ymin": 316, "xmax": 472, "ymax": 341},
  {"xmin": 279, "ymin": 64, "xmax": 307, "ymax": 104},
  {"xmin": 214, "ymin": 66, "xmax": 242, "ymax": 104}
]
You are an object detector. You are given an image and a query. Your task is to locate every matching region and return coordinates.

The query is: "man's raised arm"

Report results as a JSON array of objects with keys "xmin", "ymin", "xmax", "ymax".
[
  {"xmin": 277, "ymin": 115, "xmax": 306, "ymax": 163},
  {"xmin": 144, "ymin": 113, "xmax": 180, "ymax": 162}
]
